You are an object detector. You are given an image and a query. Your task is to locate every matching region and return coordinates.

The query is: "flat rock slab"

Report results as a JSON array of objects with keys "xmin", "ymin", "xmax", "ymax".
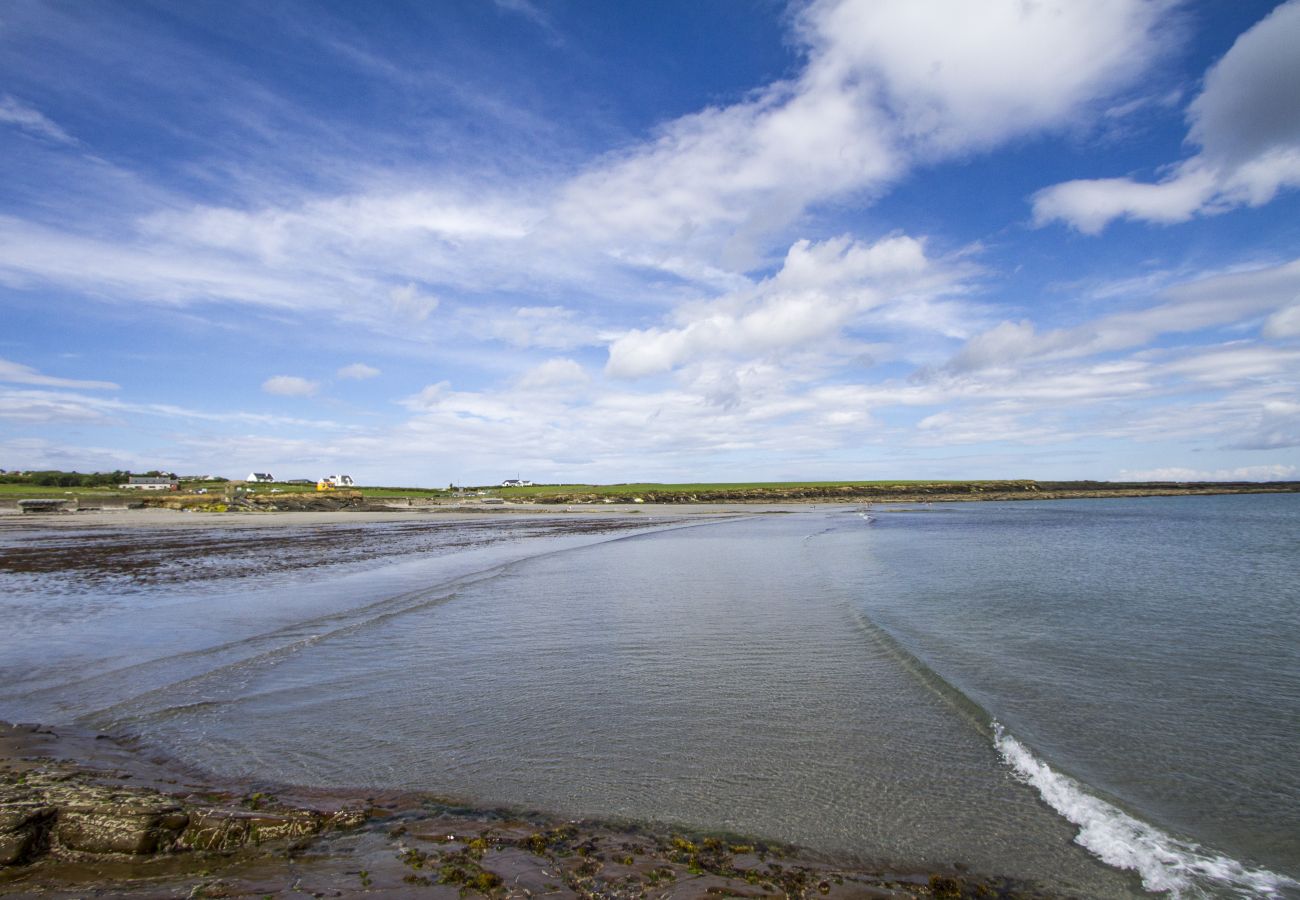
[{"xmin": 55, "ymin": 801, "xmax": 189, "ymax": 855}]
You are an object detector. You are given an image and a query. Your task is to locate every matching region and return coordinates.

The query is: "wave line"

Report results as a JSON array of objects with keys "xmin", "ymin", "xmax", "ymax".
[{"xmin": 994, "ymin": 723, "xmax": 1297, "ymax": 899}]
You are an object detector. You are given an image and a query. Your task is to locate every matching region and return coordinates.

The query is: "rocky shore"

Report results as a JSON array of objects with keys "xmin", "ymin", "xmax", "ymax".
[{"xmin": 0, "ymin": 722, "xmax": 1055, "ymax": 899}]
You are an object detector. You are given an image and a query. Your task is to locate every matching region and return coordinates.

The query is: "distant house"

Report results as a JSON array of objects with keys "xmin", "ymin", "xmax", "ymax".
[
  {"xmin": 500, "ymin": 478, "xmax": 533, "ymax": 487},
  {"xmin": 120, "ymin": 476, "xmax": 178, "ymax": 491},
  {"xmin": 247, "ymin": 472, "xmax": 275, "ymax": 483},
  {"xmin": 322, "ymin": 474, "xmax": 355, "ymax": 487}
]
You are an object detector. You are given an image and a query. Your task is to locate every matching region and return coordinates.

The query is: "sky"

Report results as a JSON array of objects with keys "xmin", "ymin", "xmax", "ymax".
[{"xmin": 1, "ymin": 0, "xmax": 1299, "ymax": 486}]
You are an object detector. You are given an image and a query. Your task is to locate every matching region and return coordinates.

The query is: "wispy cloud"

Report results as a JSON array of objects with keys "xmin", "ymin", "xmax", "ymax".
[
  {"xmin": 0, "ymin": 95, "xmax": 76, "ymax": 144},
  {"xmin": 0, "ymin": 0, "xmax": 1175, "ymax": 334},
  {"xmin": 1117, "ymin": 464, "xmax": 1297, "ymax": 482},
  {"xmin": 0, "ymin": 358, "xmax": 117, "ymax": 390},
  {"xmin": 0, "ymin": 386, "xmax": 346, "ymax": 429}
]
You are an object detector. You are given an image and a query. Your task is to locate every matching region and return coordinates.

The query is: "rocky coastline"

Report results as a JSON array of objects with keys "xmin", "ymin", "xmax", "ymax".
[{"xmin": 0, "ymin": 722, "xmax": 1055, "ymax": 899}]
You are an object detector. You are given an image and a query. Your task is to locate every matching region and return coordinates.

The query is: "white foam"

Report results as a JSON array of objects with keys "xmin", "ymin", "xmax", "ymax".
[{"xmin": 992, "ymin": 723, "xmax": 1298, "ymax": 898}]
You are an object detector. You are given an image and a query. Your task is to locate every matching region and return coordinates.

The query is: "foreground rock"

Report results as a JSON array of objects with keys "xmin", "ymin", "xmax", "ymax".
[{"xmin": 1, "ymin": 723, "xmax": 1057, "ymax": 898}]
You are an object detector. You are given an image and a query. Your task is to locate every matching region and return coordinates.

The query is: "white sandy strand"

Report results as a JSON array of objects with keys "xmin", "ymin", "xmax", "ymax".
[{"xmin": 992, "ymin": 723, "xmax": 1297, "ymax": 898}]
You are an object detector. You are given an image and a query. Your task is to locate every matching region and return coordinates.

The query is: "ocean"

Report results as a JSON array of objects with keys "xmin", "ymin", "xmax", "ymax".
[{"xmin": 1, "ymin": 496, "xmax": 1296, "ymax": 897}]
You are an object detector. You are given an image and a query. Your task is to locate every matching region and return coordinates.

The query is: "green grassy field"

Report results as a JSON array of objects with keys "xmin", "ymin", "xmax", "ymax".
[
  {"xmin": 0, "ymin": 481, "xmax": 453, "ymax": 500},
  {"xmin": 8, "ymin": 478, "xmax": 1290, "ymax": 506},
  {"xmin": 491, "ymin": 480, "xmax": 1007, "ymax": 499},
  {"xmin": 0, "ymin": 483, "xmax": 128, "ymax": 500},
  {"xmin": 0, "ymin": 478, "xmax": 1010, "ymax": 503}
]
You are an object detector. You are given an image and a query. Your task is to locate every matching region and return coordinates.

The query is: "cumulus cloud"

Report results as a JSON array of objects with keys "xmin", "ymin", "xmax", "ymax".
[
  {"xmin": 606, "ymin": 234, "xmax": 964, "ymax": 378},
  {"xmin": 262, "ymin": 375, "xmax": 319, "ymax": 397},
  {"xmin": 0, "ymin": 357, "xmax": 118, "ymax": 390},
  {"xmin": 1116, "ymin": 464, "xmax": 1297, "ymax": 482},
  {"xmin": 337, "ymin": 362, "xmax": 380, "ymax": 380},
  {"xmin": 801, "ymin": 0, "xmax": 1168, "ymax": 154},
  {"xmin": 1033, "ymin": 0, "xmax": 1300, "ymax": 232},
  {"xmin": 517, "ymin": 358, "xmax": 589, "ymax": 389}
]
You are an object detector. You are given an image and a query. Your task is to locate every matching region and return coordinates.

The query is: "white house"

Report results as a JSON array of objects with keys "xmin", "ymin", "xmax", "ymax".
[
  {"xmin": 322, "ymin": 474, "xmax": 355, "ymax": 487},
  {"xmin": 500, "ymin": 478, "xmax": 533, "ymax": 487},
  {"xmin": 247, "ymin": 472, "xmax": 275, "ymax": 483}
]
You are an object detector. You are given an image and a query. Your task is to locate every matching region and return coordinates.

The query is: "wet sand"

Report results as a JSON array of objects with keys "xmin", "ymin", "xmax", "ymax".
[
  {"xmin": 0, "ymin": 503, "xmax": 804, "ymax": 530},
  {"xmin": 0, "ymin": 721, "xmax": 1047, "ymax": 898}
]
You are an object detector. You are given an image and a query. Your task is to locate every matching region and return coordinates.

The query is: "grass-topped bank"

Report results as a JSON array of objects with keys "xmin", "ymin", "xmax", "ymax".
[
  {"xmin": 491, "ymin": 479, "xmax": 1300, "ymax": 504},
  {"xmin": 3, "ymin": 474, "xmax": 1298, "ymax": 509}
]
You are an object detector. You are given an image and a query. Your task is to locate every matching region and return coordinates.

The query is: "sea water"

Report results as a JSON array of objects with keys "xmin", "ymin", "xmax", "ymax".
[{"xmin": 0, "ymin": 497, "xmax": 1296, "ymax": 897}]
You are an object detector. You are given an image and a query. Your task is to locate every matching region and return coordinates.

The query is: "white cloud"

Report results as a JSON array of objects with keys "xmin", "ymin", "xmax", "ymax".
[
  {"xmin": 915, "ymin": 406, "xmax": 1065, "ymax": 447},
  {"xmin": 388, "ymin": 283, "xmax": 440, "ymax": 322},
  {"xmin": 465, "ymin": 306, "xmax": 606, "ymax": 351},
  {"xmin": 1033, "ymin": 0, "xmax": 1300, "ymax": 232},
  {"xmin": 0, "ymin": 95, "xmax": 76, "ymax": 144},
  {"xmin": 6, "ymin": 0, "xmax": 1292, "ymax": 484},
  {"xmin": 801, "ymin": 0, "xmax": 1169, "ymax": 154},
  {"xmin": 1030, "ymin": 167, "xmax": 1219, "ymax": 235},
  {"xmin": 517, "ymin": 358, "xmax": 589, "ymax": 389},
  {"xmin": 261, "ymin": 375, "xmax": 319, "ymax": 397},
  {"xmin": 1116, "ymin": 465, "xmax": 1297, "ymax": 482},
  {"xmin": 0, "ymin": 357, "xmax": 118, "ymax": 390},
  {"xmin": 559, "ymin": 0, "xmax": 1169, "ymax": 265},
  {"xmin": 1263, "ymin": 304, "xmax": 1300, "ymax": 338},
  {"xmin": 948, "ymin": 257, "xmax": 1300, "ymax": 372},
  {"xmin": 0, "ymin": 437, "xmax": 138, "ymax": 473},
  {"xmin": 337, "ymin": 362, "xmax": 381, "ymax": 380},
  {"xmin": 1186, "ymin": 1, "xmax": 1300, "ymax": 168},
  {"xmin": 0, "ymin": 389, "xmax": 120, "ymax": 424},
  {"xmin": 0, "ymin": 0, "xmax": 1174, "ymax": 353},
  {"xmin": 1162, "ymin": 343, "xmax": 1300, "ymax": 387},
  {"xmin": 0, "ymin": 216, "xmax": 328, "ymax": 309},
  {"xmin": 606, "ymin": 234, "xmax": 966, "ymax": 378},
  {"xmin": 0, "ymin": 386, "xmax": 344, "ymax": 428}
]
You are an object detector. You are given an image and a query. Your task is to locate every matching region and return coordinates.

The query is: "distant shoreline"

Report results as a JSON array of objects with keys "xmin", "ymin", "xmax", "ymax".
[{"xmin": 1, "ymin": 480, "xmax": 1297, "ymax": 524}]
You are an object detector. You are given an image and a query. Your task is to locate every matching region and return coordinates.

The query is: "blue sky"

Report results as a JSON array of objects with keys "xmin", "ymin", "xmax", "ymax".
[{"xmin": 2, "ymin": 0, "xmax": 1298, "ymax": 486}]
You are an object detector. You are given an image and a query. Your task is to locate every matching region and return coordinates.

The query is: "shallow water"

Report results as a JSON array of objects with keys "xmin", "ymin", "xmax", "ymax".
[{"xmin": 1, "ymin": 499, "xmax": 1296, "ymax": 898}]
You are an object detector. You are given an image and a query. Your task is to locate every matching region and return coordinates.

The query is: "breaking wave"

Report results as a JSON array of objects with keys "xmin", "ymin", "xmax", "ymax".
[{"xmin": 993, "ymin": 723, "xmax": 1297, "ymax": 898}]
